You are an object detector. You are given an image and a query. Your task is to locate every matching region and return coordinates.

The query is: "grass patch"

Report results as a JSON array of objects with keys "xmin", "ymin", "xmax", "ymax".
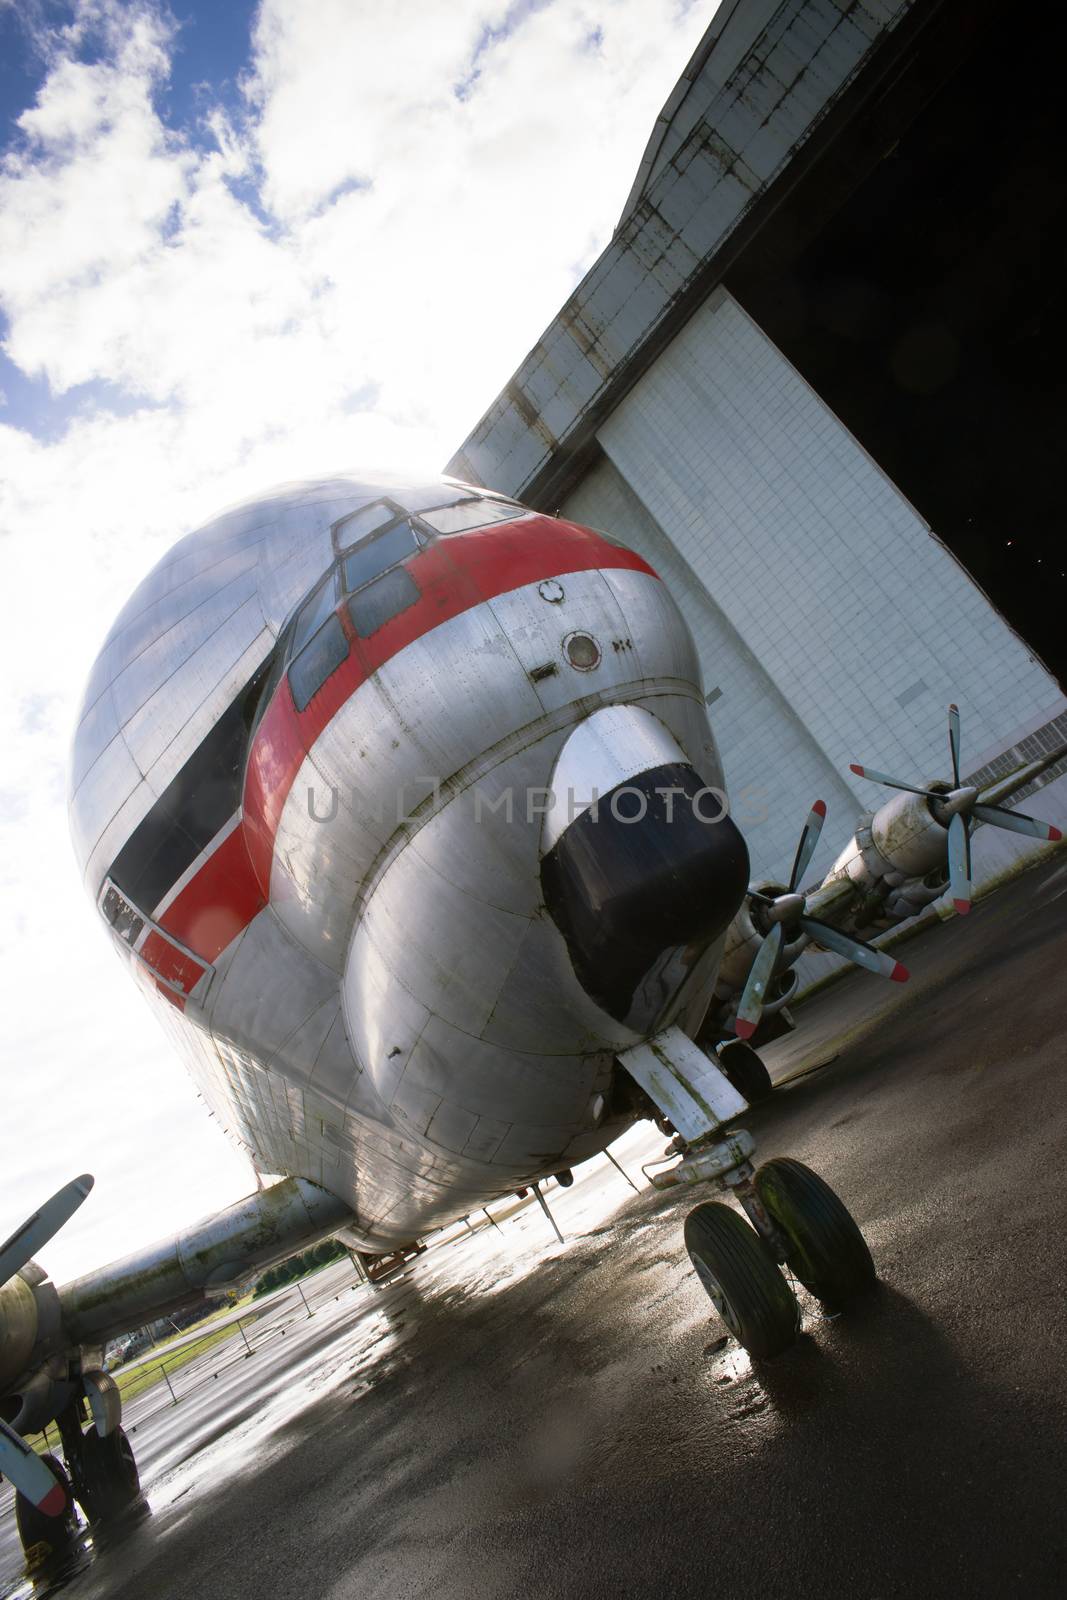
[{"xmin": 115, "ymin": 1317, "xmax": 251, "ymax": 1404}]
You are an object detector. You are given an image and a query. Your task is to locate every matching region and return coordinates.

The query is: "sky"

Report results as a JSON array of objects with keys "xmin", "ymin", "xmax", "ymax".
[{"xmin": 0, "ymin": 0, "xmax": 719, "ymax": 1286}]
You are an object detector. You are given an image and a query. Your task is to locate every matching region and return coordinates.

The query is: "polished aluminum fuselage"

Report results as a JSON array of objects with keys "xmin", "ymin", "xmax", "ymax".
[{"xmin": 69, "ymin": 475, "xmax": 730, "ymax": 1249}]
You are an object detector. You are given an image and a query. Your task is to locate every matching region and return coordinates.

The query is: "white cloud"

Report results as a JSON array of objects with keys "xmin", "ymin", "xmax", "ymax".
[{"xmin": 0, "ymin": 0, "xmax": 718, "ymax": 1284}]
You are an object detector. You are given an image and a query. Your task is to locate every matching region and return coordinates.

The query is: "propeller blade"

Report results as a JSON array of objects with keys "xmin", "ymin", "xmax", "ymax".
[
  {"xmin": 849, "ymin": 764, "xmax": 939, "ymax": 799},
  {"xmin": 947, "ymin": 812, "xmax": 972, "ymax": 915},
  {"xmin": 0, "ymin": 1419, "xmax": 68, "ymax": 1516},
  {"xmin": 799, "ymin": 918, "xmax": 909, "ymax": 982},
  {"xmin": 0, "ymin": 1175, "xmax": 94, "ymax": 1288},
  {"xmin": 948, "ymin": 703, "xmax": 962, "ymax": 789},
  {"xmin": 734, "ymin": 924, "xmax": 784, "ymax": 1040},
  {"xmin": 973, "ymin": 803, "xmax": 1063, "ymax": 842},
  {"xmin": 788, "ymin": 799, "xmax": 827, "ymax": 891}
]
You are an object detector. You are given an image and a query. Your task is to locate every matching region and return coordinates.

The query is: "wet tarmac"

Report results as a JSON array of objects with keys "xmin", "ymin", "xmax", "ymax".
[{"xmin": 3, "ymin": 853, "xmax": 1067, "ymax": 1599}]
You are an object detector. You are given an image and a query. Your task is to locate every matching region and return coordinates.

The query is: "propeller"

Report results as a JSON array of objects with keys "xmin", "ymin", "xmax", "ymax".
[
  {"xmin": 0, "ymin": 1175, "xmax": 93, "ymax": 1514},
  {"xmin": 0, "ymin": 1175, "xmax": 93, "ymax": 1288},
  {"xmin": 735, "ymin": 801, "xmax": 908, "ymax": 1041},
  {"xmin": 851, "ymin": 704, "xmax": 1062, "ymax": 916}
]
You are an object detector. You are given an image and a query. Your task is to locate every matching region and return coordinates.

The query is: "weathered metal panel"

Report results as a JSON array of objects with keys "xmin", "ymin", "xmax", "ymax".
[{"xmin": 618, "ymin": 1025, "xmax": 747, "ymax": 1142}]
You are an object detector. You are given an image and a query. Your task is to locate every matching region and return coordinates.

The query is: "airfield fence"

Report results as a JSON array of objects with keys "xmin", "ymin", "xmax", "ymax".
[
  {"xmin": 34, "ymin": 1148, "xmax": 647, "ymax": 1450},
  {"xmin": 116, "ymin": 1256, "xmax": 371, "ymax": 1428},
  {"xmin": 28, "ymin": 1256, "xmax": 371, "ymax": 1455}
]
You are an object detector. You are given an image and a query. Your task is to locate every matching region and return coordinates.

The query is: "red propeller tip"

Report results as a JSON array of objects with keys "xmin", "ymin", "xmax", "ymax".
[
  {"xmin": 849, "ymin": 764, "xmax": 865, "ymax": 776},
  {"xmin": 1049, "ymin": 825, "xmax": 1063, "ymax": 842},
  {"xmin": 948, "ymin": 703, "xmax": 959, "ymax": 712},
  {"xmin": 953, "ymin": 899, "xmax": 971, "ymax": 916},
  {"xmin": 812, "ymin": 799, "xmax": 827, "ymax": 817},
  {"xmin": 891, "ymin": 962, "xmax": 909, "ymax": 983},
  {"xmin": 38, "ymin": 1482, "xmax": 68, "ymax": 1518},
  {"xmin": 734, "ymin": 1019, "xmax": 757, "ymax": 1041}
]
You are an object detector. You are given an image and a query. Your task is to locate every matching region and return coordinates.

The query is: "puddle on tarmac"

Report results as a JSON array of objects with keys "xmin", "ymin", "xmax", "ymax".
[
  {"xmin": 1, "ymin": 1128, "xmax": 669, "ymax": 1595},
  {"xmin": 149, "ymin": 1301, "xmax": 419, "ymax": 1520}
]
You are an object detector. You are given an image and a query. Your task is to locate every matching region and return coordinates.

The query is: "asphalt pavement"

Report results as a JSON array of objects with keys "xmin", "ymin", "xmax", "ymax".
[{"xmin": 3, "ymin": 852, "xmax": 1066, "ymax": 1600}]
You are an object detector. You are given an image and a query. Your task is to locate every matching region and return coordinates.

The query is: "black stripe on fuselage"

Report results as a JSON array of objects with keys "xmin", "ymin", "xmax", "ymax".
[{"xmin": 109, "ymin": 661, "xmax": 272, "ymax": 914}]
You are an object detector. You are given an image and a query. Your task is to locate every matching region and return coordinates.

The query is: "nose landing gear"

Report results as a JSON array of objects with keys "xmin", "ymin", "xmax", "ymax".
[
  {"xmin": 751, "ymin": 1157, "xmax": 875, "ymax": 1306},
  {"xmin": 684, "ymin": 1203, "xmax": 800, "ymax": 1359},
  {"xmin": 619, "ymin": 1026, "xmax": 876, "ymax": 1358}
]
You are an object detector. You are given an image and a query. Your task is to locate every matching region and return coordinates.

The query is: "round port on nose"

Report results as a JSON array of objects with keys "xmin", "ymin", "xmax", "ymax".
[{"xmin": 564, "ymin": 631, "xmax": 601, "ymax": 671}]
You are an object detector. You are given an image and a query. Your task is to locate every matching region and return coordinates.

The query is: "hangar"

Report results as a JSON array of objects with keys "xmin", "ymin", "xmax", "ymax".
[{"xmin": 448, "ymin": 0, "xmax": 1067, "ymax": 902}]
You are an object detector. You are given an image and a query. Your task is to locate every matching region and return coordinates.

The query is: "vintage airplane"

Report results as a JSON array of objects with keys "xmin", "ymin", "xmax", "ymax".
[{"xmin": 1, "ymin": 472, "xmax": 1059, "ymax": 1565}]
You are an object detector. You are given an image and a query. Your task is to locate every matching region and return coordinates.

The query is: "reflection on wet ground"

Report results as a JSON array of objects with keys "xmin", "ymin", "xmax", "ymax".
[
  {"xmin": 1, "ymin": 1134, "xmax": 664, "ymax": 1599},
  {"xmin": 3, "ymin": 855, "xmax": 1067, "ymax": 1598},
  {"xmin": 4, "ymin": 1498, "xmax": 153, "ymax": 1600}
]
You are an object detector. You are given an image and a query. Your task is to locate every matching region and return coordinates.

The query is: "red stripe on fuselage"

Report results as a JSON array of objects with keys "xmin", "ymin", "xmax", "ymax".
[
  {"xmin": 157, "ymin": 823, "xmax": 266, "ymax": 963},
  {"xmin": 139, "ymin": 931, "xmax": 206, "ymax": 994},
  {"xmin": 160, "ymin": 514, "xmax": 657, "ymax": 965}
]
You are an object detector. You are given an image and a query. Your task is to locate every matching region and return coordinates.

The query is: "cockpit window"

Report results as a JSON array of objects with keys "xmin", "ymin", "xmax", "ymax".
[
  {"xmin": 348, "ymin": 566, "xmax": 419, "ymax": 638},
  {"xmin": 417, "ymin": 498, "xmax": 526, "ymax": 536},
  {"xmin": 291, "ymin": 572, "xmax": 339, "ymax": 656},
  {"xmin": 101, "ymin": 882, "xmax": 144, "ymax": 945},
  {"xmin": 289, "ymin": 614, "xmax": 349, "ymax": 712},
  {"xmin": 333, "ymin": 500, "xmax": 402, "ymax": 554},
  {"xmin": 342, "ymin": 520, "xmax": 419, "ymax": 593}
]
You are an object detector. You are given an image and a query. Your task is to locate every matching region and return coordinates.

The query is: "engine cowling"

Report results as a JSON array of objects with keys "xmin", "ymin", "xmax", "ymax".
[
  {"xmin": 829, "ymin": 785, "xmax": 950, "ymax": 901},
  {"xmin": 0, "ymin": 1274, "xmax": 38, "ymax": 1392}
]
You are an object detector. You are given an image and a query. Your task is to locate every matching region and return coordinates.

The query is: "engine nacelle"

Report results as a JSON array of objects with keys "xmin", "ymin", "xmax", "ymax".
[
  {"xmin": 58, "ymin": 1177, "xmax": 352, "ymax": 1345},
  {"xmin": 870, "ymin": 789, "xmax": 949, "ymax": 881},
  {"xmin": 828, "ymin": 786, "xmax": 949, "ymax": 902},
  {"xmin": 884, "ymin": 867, "xmax": 949, "ymax": 921},
  {"xmin": 0, "ymin": 1274, "xmax": 38, "ymax": 1392},
  {"xmin": 0, "ymin": 1262, "xmax": 70, "ymax": 1436}
]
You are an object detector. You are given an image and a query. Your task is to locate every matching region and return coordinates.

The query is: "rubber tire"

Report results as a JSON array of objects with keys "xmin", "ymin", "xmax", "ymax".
[
  {"xmin": 684, "ymin": 1202, "xmax": 799, "ymax": 1359},
  {"xmin": 717, "ymin": 1041, "xmax": 773, "ymax": 1103},
  {"xmin": 80, "ymin": 1427, "xmax": 140, "ymax": 1525},
  {"xmin": 754, "ymin": 1157, "xmax": 876, "ymax": 1307},
  {"xmin": 15, "ymin": 1453, "xmax": 79, "ymax": 1563}
]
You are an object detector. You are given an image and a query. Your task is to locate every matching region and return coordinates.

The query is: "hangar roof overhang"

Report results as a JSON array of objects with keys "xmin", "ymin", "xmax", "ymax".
[{"xmin": 447, "ymin": 0, "xmax": 962, "ymax": 509}]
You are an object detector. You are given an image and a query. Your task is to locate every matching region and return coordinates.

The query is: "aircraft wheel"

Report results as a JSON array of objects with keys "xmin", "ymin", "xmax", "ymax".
[
  {"xmin": 754, "ymin": 1157, "xmax": 875, "ymax": 1307},
  {"xmin": 684, "ymin": 1202, "xmax": 799, "ymax": 1358},
  {"xmin": 80, "ymin": 1427, "xmax": 140, "ymax": 1524},
  {"xmin": 15, "ymin": 1454, "xmax": 79, "ymax": 1566},
  {"xmin": 718, "ymin": 1040, "xmax": 773, "ymax": 1103}
]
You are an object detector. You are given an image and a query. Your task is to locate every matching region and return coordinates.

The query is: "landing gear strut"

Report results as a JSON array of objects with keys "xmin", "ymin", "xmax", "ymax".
[
  {"xmin": 54, "ymin": 1393, "xmax": 142, "ymax": 1533},
  {"xmin": 619, "ymin": 1025, "xmax": 875, "ymax": 1358}
]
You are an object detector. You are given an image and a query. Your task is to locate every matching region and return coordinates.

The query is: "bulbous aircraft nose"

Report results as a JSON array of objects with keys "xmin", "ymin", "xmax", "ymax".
[{"xmin": 540, "ymin": 707, "xmax": 749, "ymax": 1031}]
